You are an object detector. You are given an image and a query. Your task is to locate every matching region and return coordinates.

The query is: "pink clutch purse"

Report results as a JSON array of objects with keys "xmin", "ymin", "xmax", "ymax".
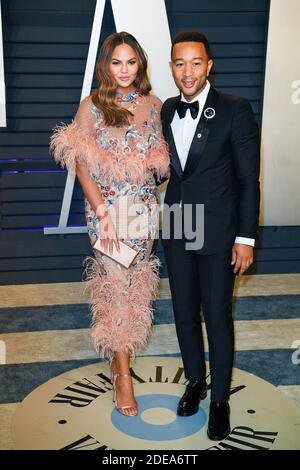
[{"xmin": 92, "ymin": 239, "xmax": 140, "ymax": 268}]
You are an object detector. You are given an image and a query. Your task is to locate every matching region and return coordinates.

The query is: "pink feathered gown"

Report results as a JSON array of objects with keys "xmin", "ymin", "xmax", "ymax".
[{"xmin": 50, "ymin": 91, "xmax": 170, "ymax": 360}]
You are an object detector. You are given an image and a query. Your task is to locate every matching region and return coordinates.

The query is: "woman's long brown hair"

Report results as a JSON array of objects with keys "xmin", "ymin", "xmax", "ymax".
[{"xmin": 91, "ymin": 31, "xmax": 151, "ymax": 126}]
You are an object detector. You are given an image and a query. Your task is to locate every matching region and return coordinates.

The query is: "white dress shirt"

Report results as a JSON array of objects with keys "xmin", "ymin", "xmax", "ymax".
[{"xmin": 170, "ymin": 80, "xmax": 254, "ymax": 247}]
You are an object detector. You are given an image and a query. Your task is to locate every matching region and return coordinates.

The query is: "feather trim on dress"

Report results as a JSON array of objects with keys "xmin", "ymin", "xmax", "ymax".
[
  {"xmin": 49, "ymin": 120, "xmax": 101, "ymax": 177},
  {"xmin": 50, "ymin": 120, "xmax": 169, "ymax": 184},
  {"xmin": 82, "ymin": 254, "xmax": 161, "ymax": 360}
]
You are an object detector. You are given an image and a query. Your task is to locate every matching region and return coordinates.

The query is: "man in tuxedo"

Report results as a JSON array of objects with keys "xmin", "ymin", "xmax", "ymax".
[{"xmin": 160, "ymin": 32, "xmax": 260, "ymax": 441}]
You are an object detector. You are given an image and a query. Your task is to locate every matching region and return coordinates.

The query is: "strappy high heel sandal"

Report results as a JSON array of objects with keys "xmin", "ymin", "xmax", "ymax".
[{"xmin": 112, "ymin": 372, "xmax": 138, "ymax": 417}]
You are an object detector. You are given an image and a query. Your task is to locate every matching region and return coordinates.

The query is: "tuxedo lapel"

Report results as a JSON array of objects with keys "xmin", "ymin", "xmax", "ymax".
[
  {"xmin": 183, "ymin": 86, "xmax": 219, "ymax": 179},
  {"xmin": 163, "ymin": 96, "xmax": 183, "ymax": 178}
]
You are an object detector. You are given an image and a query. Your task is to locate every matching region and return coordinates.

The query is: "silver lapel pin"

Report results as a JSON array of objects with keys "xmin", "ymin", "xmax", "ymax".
[
  {"xmin": 204, "ymin": 107, "xmax": 216, "ymax": 119},
  {"xmin": 197, "ymin": 108, "xmax": 216, "ymax": 139}
]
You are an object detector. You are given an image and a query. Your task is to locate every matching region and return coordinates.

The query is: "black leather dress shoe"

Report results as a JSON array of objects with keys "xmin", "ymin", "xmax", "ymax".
[
  {"xmin": 207, "ymin": 401, "xmax": 231, "ymax": 440},
  {"xmin": 177, "ymin": 381, "xmax": 207, "ymax": 417}
]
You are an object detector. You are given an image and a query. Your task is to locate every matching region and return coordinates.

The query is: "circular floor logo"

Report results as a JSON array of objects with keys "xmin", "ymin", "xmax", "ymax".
[{"xmin": 11, "ymin": 357, "xmax": 300, "ymax": 450}]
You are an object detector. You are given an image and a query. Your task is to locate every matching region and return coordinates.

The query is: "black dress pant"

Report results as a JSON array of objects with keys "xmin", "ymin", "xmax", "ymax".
[{"xmin": 164, "ymin": 238, "xmax": 235, "ymax": 402}]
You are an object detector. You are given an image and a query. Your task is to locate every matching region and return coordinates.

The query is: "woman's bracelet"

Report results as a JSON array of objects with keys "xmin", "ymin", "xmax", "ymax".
[{"xmin": 96, "ymin": 204, "xmax": 108, "ymax": 220}]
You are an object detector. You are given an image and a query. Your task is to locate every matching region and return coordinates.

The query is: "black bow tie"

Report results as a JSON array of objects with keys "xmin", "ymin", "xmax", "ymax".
[{"xmin": 176, "ymin": 100, "xmax": 199, "ymax": 120}]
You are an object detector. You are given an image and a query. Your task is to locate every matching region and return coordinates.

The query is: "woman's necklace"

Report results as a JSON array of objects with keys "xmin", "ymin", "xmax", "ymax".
[{"xmin": 115, "ymin": 88, "xmax": 140, "ymax": 113}]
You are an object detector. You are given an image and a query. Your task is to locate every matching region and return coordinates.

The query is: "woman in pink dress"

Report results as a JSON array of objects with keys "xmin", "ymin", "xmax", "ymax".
[{"xmin": 50, "ymin": 32, "xmax": 169, "ymax": 417}]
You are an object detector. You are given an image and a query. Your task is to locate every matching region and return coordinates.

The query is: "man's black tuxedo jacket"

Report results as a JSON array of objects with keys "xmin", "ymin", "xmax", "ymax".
[{"xmin": 159, "ymin": 85, "xmax": 261, "ymax": 255}]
